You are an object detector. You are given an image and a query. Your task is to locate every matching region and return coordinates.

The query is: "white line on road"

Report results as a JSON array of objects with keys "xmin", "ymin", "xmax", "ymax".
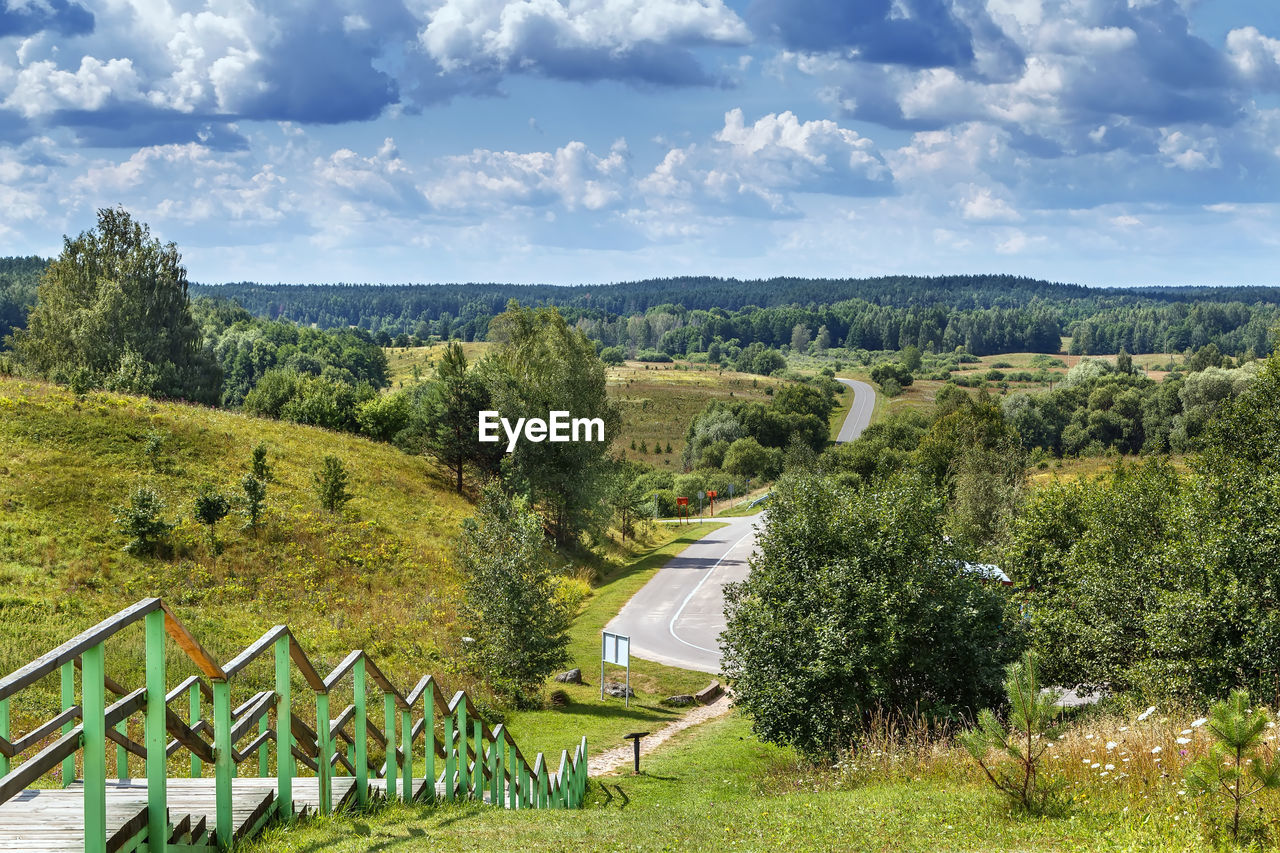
[{"xmin": 666, "ymin": 529, "xmax": 756, "ymax": 654}]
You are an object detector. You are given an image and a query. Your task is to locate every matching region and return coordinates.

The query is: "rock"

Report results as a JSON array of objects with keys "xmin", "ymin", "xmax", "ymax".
[
  {"xmin": 603, "ymin": 682, "xmax": 635, "ymax": 699},
  {"xmin": 695, "ymin": 680, "xmax": 723, "ymax": 705},
  {"xmin": 554, "ymin": 668, "xmax": 584, "ymax": 684},
  {"xmin": 662, "ymin": 694, "xmax": 696, "ymax": 707},
  {"xmin": 548, "ymin": 689, "xmax": 571, "ymax": 708}
]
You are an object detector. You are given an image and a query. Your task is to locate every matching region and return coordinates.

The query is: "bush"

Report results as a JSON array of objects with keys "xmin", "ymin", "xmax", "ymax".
[
  {"xmin": 314, "ymin": 456, "xmax": 351, "ymax": 513},
  {"xmin": 113, "ymin": 485, "xmax": 173, "ymax": 557},
  {"xmin": 599, "ymin": 346, "xmax": 625, "ymax": 365},
  {"xmin": 241, "ymin": 474, "xmax": 267, "ymax": 531},
  {"xmin": 191, "ymin": 484, "xmax": 231, "ymax": 554},
  {"xmin": 635, "ymin": 349, "xmax": 672, "ymax": 363},
  {"xmin": 721, "ymin": 473, "xmax": 1021, "ymax": 759},
  {"xmin": 723, "ymin": 436, "xmax": 781, "ymax": 481},
  {"xmin": 1184, "ymin": 689, "xmax": 1280, "ymax": 841},
  {"xmin": 880, "ymin": 377, "xmax": 903, "ymax": 397}
]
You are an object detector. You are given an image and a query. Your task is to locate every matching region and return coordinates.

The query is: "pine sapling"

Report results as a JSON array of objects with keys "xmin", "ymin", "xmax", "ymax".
[
  {"xmin": 1184, "ymin": 689, "xmax": 1280, "ymax": 841},
  {"xmin": 192, "ymin": 484, "xmax": 231, "ymax": 555},
  {"xmin": 960, "ymin": 651, "xmax": 1064, "ymax": 814}
]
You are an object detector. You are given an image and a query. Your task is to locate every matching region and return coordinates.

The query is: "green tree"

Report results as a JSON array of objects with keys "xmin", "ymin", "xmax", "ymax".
[
  {"xmin": 250, "ymin": 442, "xmax": 271, "ymax": 481},
  {"xmin": 192, "ymin": 484, "xmax": 231, "ymax": 554},
  {"xmin": 721, "ymin": 472, "xmax": 1021, "ymax": 758},
  {"xmin": 419, "ymin": 342, "xmax": 498, "ymax": 494},
  {"xmin": 961, "ymin": 652, "xmax": 1064, "ymax": 814},
  {"xmin": 113, "ymin": 485, "xmax": 173, "ymax": 557},
  {"xmin": 899, "ymin": 344, "xmax": 923, "ymax": 373},
  {"xmin": 241, "ymin": 474, "xmax": 267, "ymax": 531},
  {"xmin": 457, "ymin": 486, "xmax": 572, "ymax": 705},
  {"xmin": 13, "ymin": 207, "xmax": 220, "ymax": 402},
  {"xmin": 314, "ymin": 456, "xmax": 351, "ymax": 513},
  {"xmin": 790, "ymin": 324, "xmax": 811, "ymax": 352},
  {"xmin": 1184, "ymin": 690, "xmax": 1280, "ymax": 841},
  {"xmin": 482, "ymin": 304, "xmax": 621, "ymax": 544}
]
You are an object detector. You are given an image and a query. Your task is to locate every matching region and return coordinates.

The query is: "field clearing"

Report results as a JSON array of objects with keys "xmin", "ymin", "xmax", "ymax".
[
  {"xmin": 385, "ymin": 342, "xmax": 492, "ymax": 387},
  {"xmin": 607, "ymin": 361, "xmax": 788, "ymax": 464}
]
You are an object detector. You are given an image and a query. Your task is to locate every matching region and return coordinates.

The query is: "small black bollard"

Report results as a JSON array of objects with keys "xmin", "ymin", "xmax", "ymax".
[{"xmin": 623, "ymin": 731, "xmax": 649, "ymax": 774}]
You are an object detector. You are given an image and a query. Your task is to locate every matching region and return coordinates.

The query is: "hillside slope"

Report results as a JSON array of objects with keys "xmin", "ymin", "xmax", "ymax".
[{"xmin": 0, "ymin": 375, "xmax": 474, "ymax": 716}]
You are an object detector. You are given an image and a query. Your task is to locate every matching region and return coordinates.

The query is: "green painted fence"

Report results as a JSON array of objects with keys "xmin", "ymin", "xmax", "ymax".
[{"xmin": 0, "ymin": 598, "xmax": 590, "ymax": 851}]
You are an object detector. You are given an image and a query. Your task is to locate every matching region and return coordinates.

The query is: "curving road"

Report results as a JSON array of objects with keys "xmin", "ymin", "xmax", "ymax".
[
  {"xmin": 835, "ymin": 377, "xmax": 876, "ymax": 443},
  {"xmin": 605, "ymin": 380, "xmax": 878, "ymax": 674}
]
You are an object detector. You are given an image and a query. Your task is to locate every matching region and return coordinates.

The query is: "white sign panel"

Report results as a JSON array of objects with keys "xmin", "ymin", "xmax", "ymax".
[{"xmin": 602, "ymin": 631, "xmax": 629, "ymax": 667}]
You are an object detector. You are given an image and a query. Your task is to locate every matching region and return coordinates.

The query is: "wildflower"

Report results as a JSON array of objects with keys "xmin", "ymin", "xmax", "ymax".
[
  {"xmin": 1191, "ymin": 717, "xmax": 1207, "ymax": 728},
  {"xmin": 1151, "ymin": 746, "xmax": 1162, "ymax": 754},
  {"xmin": 1138, "ymin": 706, "xmax": 1156, "ymax": 721},
  {"xmin": 1180, "ymin": 729, "xmax": 1192, "ymax": 735},
  {"xmin": 1105, "ymin": 764, "xmax": 1115, "ymax": 770},
  {"xmin": 1091, "ymin": 762, "xmax": 1101, "ymax": 769},
  {"xmin": 1176, "ymin": 737, "xmax": 1190, "ymax": 745},
  {"xmin": 1106, "ymin": 741, "xmax": 1118, "ymax": 750}
]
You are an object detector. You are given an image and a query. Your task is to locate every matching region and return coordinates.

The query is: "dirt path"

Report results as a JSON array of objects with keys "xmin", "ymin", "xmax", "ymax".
[{"xmin": 587, "ymin": 693, "xmax": 733, "ymax": 776}]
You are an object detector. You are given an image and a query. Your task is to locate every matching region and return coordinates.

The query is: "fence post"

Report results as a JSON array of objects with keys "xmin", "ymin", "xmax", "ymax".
[
  {"xmin": 188, "ymin": 681, "xmax": 201, "ymax": 778},
  {"xmin": 145, "ymin": 608, "xmax": 167, "ymax": 853},
  {"xmin": 423, "ymin": 688, "xmax": 435, "ymax": 803},
  {"xmin": 383, "ymin": 692, "xmax": 397, "ymax": 802},
  {"xmin": 116, "ymin": 721, "xmax": 128, "ymax": 780},
  {"xmin": 275, "ymin": 635, "xmax": 292, "ymax": 822},
  {"xmin": 258, "ymin": 715, "xmax": 269, "ymax": 778},
  {"xmin": 353, "ymin": 657, "xmax": 368, "ymax": 807},
  {"xmin": 456, "ymin": 699, "xmax": 467, "ymax": 796},
  {"xmin": 213, "ymin": 679, "xmax": 233, "ymax": 848},
  {"xmin": 443, "ymin": 712, "xmax": 455, "ymax": 802},
  {"xmin": 316, "ymin": 692, "xmax": 332, "ymax": 815},
  {"xmin": 472, "ymin": 720, "xmax": 483, "ymax": 800},
  {"xmin": 508, "ymin": 746, "xmax": 519, "ymax": 810},
  {"xmin": 82, "ymin": 643, "xmax": 106, "ymax": 853},
  {"xmin": 400, "ymin": 705, "xmax": 412, "ymax": 802},
  {"xmin": 60, "ymin": 660, "xmax": 75, "ymax": 787},
  {"xmin": 0, "ymin": 697, "xmax": 8, "ymax": 777}
]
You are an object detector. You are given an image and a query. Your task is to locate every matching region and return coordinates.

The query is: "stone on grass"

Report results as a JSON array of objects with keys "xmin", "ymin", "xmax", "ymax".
[
  {"xmin": 662, "ymin": 694, "xmax": 696, "ymax": 707},
  {"xmin": 554, "ymin": 668, "xmax": 584, "ymax": 684},
  {"xmin": 604, "ymin": 682, "xmax": 635, "ymax": 699}
]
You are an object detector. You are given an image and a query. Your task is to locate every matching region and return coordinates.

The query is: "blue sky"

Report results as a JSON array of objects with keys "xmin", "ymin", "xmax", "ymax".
[{"xmin": 1, "ymin": 0, "xmax": 1278, "ymax": 287}]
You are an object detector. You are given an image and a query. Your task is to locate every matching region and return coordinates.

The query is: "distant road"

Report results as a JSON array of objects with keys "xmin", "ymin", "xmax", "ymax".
[
  {"xmin": 835, "ymin": 378, "xmax": 876, "ymax": 443},
  {"xmin": 605, "ymin": 514, "xmax": 760, "ymax": 674}
]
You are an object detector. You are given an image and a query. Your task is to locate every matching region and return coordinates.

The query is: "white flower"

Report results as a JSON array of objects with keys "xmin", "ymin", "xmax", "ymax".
[
  {"xmin": 1085, "ymin": 734, "xmax": 1095, "ymax": 740},
  {"xmin": 1091, "ymin": 762, "xmax": 1101, "ymax": 769},
  {"xmin": 1138, "ymin": 706, "xmax": 1157, "ymax": 722},
  {"xmin": 1106, "ymin": 741, "xmax": 1118, "ymax": 750},
  {"xmin": 1176, "ymin": 737, "xmax": 1191, "ymax": 745},
  {"xmin": 1151, "ymin": 746, "xmax": 1162, "ymax": 754},
  {"xmin": 1119, "ymin": 726, "xmax": 1130, "ymax": 732},
  {"xmin": 1180, "ymin": 729, "xmax": 1193, "ymax": 735},
  {"xmin": 1105, "ymin": 764, "xmax": 1115, "ymax": 771},
  {"xmin": 1191, "ymin": 718, "xmax": 1207, "ymax": 728}
]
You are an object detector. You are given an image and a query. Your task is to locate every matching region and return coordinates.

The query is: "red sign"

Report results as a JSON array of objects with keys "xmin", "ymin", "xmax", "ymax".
[
  {"xmin": 706, "ymin": 491, "xmax": 717, "ymax": 499},
  {"xmin": 676, "ymin": 497, "xmax": 689, "ymax": 506}
]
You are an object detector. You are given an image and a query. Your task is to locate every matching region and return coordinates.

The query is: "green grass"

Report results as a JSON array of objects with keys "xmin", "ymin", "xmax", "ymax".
[
  {"xmin": 246, "ymin": 711, "xmax": 1204, "ymax": 852},
  {"xmin": 502, "ymin": 522, "xmax": 725, "ymax": 759}
]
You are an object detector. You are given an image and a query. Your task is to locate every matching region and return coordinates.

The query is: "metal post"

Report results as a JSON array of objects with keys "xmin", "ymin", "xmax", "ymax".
[
  {"xmin": 383, "ymin": 693, "xmax": 397, "ymax": 802},
  {"xmin": 275, "ymin": 635, "xmax": 292, "ymax": 821},
  {"xmin": 353, "ymin": 657, "xmax": 368, "ymax": 807},
  {"xmin": 213, "ymin": 679, "xmax": 233, "ymax": 848},
  {"xmin": 625, "ymin": 659, "xmax": 630, "ymax": 709},
  {"xmin": 600, "ymin": 633, "xmax": 605, "ymax": 701},
  {"xmin": 188, "ymin": 681, "xmax": 201, "ymax": 778},
  {"xmin": 145, "ymin": 608, "xmax": 167, "ymax": 853},
  {"xmin": 60, "ymin": 660, "xmax": 75, "ymax": 787},
  {"xmin": 82, "ymin": 644, "xmax": 107, "ymax": 853}
]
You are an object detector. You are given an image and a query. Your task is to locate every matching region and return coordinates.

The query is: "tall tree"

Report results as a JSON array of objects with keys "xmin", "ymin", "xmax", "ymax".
[
  {"xmin": 424, "ymin": 342, "xmax": 499, "ymax": 493},
  {"xmin": 483, "ymin": 303, "xmax": 622, "ymax": 544},
  {"xmin": 13, "ymin": 208, "xmax": 220, "ymax": 402}
]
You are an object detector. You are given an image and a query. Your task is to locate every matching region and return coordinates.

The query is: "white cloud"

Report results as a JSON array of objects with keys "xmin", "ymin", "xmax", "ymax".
[
  {"xmin": 1158, "ymin": 130, "xmax": 1221, "ymax": 171},
  {"xmin": 3, "ymin": 57, "xmax": 144, "ymax": 117},
  {"xmin": 1227, "ymin": 26, "xmax": 1280, "ymax": 89},
  {"xmin": 427, "ymin": 139, "xmax": 630, "ymax": 212},
  {"xmin": 960, "ymin": 185, "xmax": 1021, "ymax": 222}
]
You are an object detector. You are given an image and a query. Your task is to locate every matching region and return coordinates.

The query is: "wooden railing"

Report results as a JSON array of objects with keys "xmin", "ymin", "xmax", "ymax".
[{"xmin": 0, "ymin": 598, "xmax": 589, "ymax": 851}]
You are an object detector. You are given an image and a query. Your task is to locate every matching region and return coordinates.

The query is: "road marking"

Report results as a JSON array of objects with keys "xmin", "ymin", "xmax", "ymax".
[{"xmin": 667, "ymin": 528, "xmax": 756, "ymax": 655}]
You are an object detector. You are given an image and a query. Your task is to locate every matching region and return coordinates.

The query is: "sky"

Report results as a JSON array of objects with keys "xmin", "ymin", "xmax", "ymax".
[{"xmin": 1, "ymin": 0, "xmax": 1279, "ymax": 287}]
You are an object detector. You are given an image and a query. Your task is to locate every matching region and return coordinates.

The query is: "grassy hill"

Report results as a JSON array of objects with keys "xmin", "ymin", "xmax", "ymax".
[{"xmin": 0, "ymin": 374, "xmax": 475, "ymax": 722}]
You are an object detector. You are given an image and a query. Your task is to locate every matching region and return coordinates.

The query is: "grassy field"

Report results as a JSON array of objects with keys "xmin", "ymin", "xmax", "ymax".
[
  {"xmin": 246, "ymin": 704, "xmax": 1230, "ymax": 852},
  {"xmin": 385, "ymin": 346, "xmax": 790, "ymax": 466},
  {"xmin": 0, "ymin": 375, "xmax": 483, "ymax": 721}
]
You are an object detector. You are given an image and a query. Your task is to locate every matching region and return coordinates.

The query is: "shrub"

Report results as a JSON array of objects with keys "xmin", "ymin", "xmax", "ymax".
[
  {"xmin": 314, "ymin": 456, "xmax": 351, "ymax": 513},
  {"xmin": 635, "ymin": 349, "xmax": 672, "ymax": 363},
  {"xmin": 599, "ymin": 346, "xmax": 625, "ymax": 365},
  {"xmin": 721, "ymin": 473, "xmax": 1021, "ymax": 759},
  {"xmin": 113, "ymin": 485, "xmax": 173, "ymax": 557},
  {"xmin": 191, "ymin": 484, "xmax": 231, "ymax": 554},
  {"xmin": 960, "ymin": 652, "xmax": 1064, "ymax": 814},
  {"xmin": 241, "ymin": 474, "xmax": 267, "ymax": 531}
]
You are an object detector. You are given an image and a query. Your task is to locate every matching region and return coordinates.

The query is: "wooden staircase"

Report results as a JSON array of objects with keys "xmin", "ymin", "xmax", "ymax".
[{"xmin": 0, "ymin": 599, "xmax": 588, "ymax": 852}]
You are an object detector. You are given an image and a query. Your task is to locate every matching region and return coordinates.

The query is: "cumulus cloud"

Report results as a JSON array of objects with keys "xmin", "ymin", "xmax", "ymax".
[
  {"xmin": 0, "ymin": 0, "xmax": 93, "ymax": 38},
  {"xmin": 428, "ymin": 139, "xmax": 630, "ymax": 212},
  {"xmin": 418, "ymin": 0, "xmax": 750, "ymax": 86},
  {"xmin": 640, "ymin": 108, "xmax": 893, "ymax": 217}
]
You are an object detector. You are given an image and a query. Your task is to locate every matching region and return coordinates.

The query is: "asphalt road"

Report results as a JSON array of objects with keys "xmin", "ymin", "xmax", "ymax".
[
  {"xmin": 604, "ymin": 380, "xmax": 878, "ymax": 675},
  {"xmin": 835, "ymin": 377, "xmax": 876, "ymax": 443},
  {"xmin": 604, "ymin": 513, "xmax": 760, "ymax": 674}
]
